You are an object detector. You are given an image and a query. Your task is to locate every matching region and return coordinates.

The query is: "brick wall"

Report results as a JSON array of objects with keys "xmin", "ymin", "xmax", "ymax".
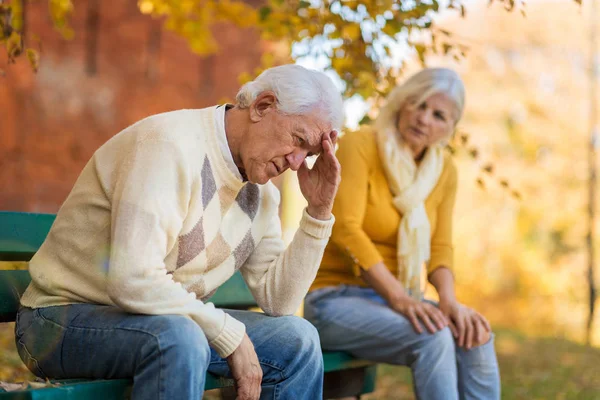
[{"xmin": 0, "ymin": 0, "xmax": 266, "ymax": 212}]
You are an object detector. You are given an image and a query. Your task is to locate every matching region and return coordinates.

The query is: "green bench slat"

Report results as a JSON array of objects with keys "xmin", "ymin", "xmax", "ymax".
[
  {"xmin": 0, "ymin": 356, "xmax": 374, "ymax": 398},
  {"xmin": 0, "ymin": 270, "xmax": 257, "ymax": 322},
  {"xmin": 206, "ymin": 271, "xmax": 256, "ymax": 309},
  {"xmin": 0, "ymin": 271, "xmax": 31, "ymax": 322},
  {"xmin": 0, "ymin": 373, "xmax": 234, "ymax": 398},
  {"xmin": 0, "ymin": 213, "xmax": 56, "ymax": 262},
  {"xmin": 0, "ymin": 379, "xmax": 131, "ymax": 399}
]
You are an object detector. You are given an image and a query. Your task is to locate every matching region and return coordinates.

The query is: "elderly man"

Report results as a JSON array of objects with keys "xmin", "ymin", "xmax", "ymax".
[{"xmin": 15, "ymin": 65, "xmax": 343, "ymax": 400}]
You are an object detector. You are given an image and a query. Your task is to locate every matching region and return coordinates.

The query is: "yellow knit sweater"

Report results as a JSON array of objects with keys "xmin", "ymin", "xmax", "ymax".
[{"xmin": 310, "ymin": 126, "xmax": 457, "ymax": 291}]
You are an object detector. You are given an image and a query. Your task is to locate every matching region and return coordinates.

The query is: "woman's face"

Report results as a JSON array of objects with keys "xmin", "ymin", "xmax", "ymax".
[{"xmin": 397, "ymin": 92, "xmax": 457, "ymax": 158}]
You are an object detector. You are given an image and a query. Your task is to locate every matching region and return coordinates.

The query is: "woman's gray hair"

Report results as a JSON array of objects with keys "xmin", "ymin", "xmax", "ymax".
[
  {"xmin": 374, "ymin": 68, "xmax": 465, "ymax": 134},
  {"xmin": 236, "ymin": 64, "xmax": 344, "ymax": 131}
]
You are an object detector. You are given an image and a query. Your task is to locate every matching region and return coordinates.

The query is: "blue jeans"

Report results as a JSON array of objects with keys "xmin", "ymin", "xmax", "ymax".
[
  {"xmin": 15, "ymin": 304, "xmax": 323, "ymax": 400},
  {"xmin": 304, "ymin": 285, "xmax": 500, "ymax": 400}
]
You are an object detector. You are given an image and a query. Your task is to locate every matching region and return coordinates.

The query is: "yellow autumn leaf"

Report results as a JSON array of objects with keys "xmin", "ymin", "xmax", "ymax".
[
  {"xmin": 26, "ymin": 48, "xmax": 40, "ymax": 72},
  {"xmin": 341, "ymin": 23, "xmax": 361, "ymax": 40},
  {"xmin": 180, "ymin": 0, "xmax": 195, "ymax": 14},
  {"xmin": 190, "ymin": 35, "xmax": 218, "ymax": 55},
  {"xmin": 258, "ymin": 55, "xmax": 273, "ymax": 70},
  {"xmin": 382, "ymin": 21, "xmax": 401, "ymax": 37},
  {"xmin": 9, "ymin": 0, "xmax": 24, "ymax": 31},
  {"xmin": 6, "ymin": 31, "xmax": 22, "ymax": 60},
  {"xmin": 331, "ymin": 56, "xmax": 352, "ymax": 71},
  {"xmin": 215, "ymin": 0, "xmax": 257, "ymax": 27},
  {"xmin": 238, "ymin": 71, "xmax": 253, "ymax": 85},
  {"xmin": 138, "ymin": 0, "xmax": 154, "ymax": 14}
]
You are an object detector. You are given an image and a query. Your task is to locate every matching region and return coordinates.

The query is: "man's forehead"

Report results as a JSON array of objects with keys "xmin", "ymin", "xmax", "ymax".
[
  {"xmin": 295, "ymin": 126, "xmax": 319, "ymax": 143},
  {"xmin": 296, "ymin": 118, "xmax": 331, "ymax": 144}
]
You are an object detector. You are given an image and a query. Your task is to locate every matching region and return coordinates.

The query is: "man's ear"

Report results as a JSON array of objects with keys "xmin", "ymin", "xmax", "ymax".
[{"xmin": 249, "ymin": 91, "xmax": 277, "ymax": 122}]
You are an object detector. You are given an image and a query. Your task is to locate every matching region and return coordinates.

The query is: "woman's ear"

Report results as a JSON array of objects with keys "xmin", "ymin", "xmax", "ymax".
[{"xmin": 249, "ymin": 91, "xmax": 277, "ymax": 122}]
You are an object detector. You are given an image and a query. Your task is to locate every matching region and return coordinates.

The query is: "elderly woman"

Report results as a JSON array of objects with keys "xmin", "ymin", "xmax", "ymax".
[{"xmin": 304, "ymin": 68, "xmax": 500, "ymax": 399}]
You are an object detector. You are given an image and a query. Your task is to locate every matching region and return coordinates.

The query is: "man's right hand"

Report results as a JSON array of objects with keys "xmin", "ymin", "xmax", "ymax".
[{"xmin": 226, "ymin": 333, "xmax": 262, "ymax": 400}]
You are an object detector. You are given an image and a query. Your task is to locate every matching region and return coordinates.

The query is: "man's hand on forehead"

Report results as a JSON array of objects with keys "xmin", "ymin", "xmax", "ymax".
[
  {"xmin": 297, "ymin": 128, "xmax": 341, "ymax": 220},
  {"xmin": 311, "ymin": 130, "xmax": 338, "ymax": 158}
]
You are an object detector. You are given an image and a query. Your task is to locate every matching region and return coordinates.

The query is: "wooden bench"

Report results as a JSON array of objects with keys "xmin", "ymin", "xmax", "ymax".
[{"xmin": 0, "ymin": 211, "xmax": 377, "ymax": 399}]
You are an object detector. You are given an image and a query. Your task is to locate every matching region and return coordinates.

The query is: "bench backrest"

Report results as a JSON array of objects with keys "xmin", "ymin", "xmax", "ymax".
[{"xmin": 0, "ymin": 211, "xmax": 257, "ymax": 323}]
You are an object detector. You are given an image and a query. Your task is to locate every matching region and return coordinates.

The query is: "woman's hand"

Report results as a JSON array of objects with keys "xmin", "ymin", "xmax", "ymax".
[
  {"xmin": 390, "ymin": 295, "xmax": 449, "ymax": 334},
  {"xmin": 439, "ymin": 299, "xmax": 491, "ymax": 349},
  {"xmin": 360, "ymin": 262, "xmax": 448, "ymax": 334}
]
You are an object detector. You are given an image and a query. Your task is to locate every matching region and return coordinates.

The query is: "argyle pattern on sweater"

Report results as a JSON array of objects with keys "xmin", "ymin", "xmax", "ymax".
[{"xmin": 172, "ymin": 156, "xmax": 260, "ymax": 301}]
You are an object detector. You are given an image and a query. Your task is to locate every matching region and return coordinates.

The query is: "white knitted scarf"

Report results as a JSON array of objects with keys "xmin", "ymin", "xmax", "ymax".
[{"xmin": 375, "ymin": 126, "xmax": 444, "ymax": 299}]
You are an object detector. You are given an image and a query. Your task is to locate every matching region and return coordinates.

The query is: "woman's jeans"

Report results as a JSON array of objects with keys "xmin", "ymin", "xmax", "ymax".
[
  {"xmin": 304, "ymin": 285, "xmax": 501, "ymax": 400},
  {"xmin": 15, "ymin": 304, "xmax": 323, "ymax": 400}
]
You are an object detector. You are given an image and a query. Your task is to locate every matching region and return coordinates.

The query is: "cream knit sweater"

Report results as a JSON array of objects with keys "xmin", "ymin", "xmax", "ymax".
[{"xmin": 21, "ymin": 107, "xmax": 334, "ymax": 358}]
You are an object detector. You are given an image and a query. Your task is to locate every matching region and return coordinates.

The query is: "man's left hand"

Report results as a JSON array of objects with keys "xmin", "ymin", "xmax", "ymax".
[{"xmin": 298, "ymin": 130, "xmax": 341, "ymax": 220}]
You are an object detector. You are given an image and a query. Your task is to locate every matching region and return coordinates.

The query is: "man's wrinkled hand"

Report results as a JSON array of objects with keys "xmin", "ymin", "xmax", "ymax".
[
  {"xmin": 298, "ymin": 130, "xmax": 341, "ymax": 221},
  {"xmin": 226, "ymin": 334, "xmax": 262, "ymax": 400}
]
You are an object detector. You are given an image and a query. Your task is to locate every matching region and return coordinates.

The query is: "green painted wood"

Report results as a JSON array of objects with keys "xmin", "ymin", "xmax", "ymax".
[
  {"xmin": 0, "ymin": 269, "xmax": 255, "ymax": 323},
  {"xmin": 0, "ymin": 379, "xmax": 130, "ymax": 399},
  {"xmin": 0, "ymin": 359, "xmax": 374, "ymax": 398},
  {"xmin": 0, "ymin": 213, "xmax": 55, "ymax": 262},
  {"xmin": 361, "ymin": 365, "xmax": 378, "ymax": 394},
  {"xmin": 206, "ymin": 374, "xmax": 235, "ymax": 391},
  {"xmin": 206, "ymin": 271, "xmax": 257, "ymax": 308},
  {"xmin": 0, "ymin": 271, "xmax": 31, "ymax": 322},
  {"xmin": 0, "ymin": 373, "xmax": 234, "ymax": 398}
]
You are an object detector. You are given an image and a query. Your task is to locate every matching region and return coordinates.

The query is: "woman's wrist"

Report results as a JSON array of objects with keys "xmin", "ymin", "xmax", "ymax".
[
  {"xmin": 437, "ymin": 290, "xmax": 457, "ymax": 306},
  {"xmin": 388, "ymin": 294, "xmax": 416, "ymax": 315},
  {"xmin": 428, "ymin": 267, "xmax": 456, "ymax": 306},
  {"xmin": 387, "ymin": 290, "xmax": 411, "ymax": 307}
]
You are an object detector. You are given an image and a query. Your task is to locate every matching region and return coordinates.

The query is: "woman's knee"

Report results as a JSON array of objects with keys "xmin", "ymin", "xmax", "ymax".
[
  {"xmin": 470, "ymin": 329, "xmax": 492, "ymax": 348},
  {"xmin": 421, "ymin": 327, "xmax": 455, "ymax": 355},
  {"xmin": 457, "ymin": 331, "xmax": 499, "ymax": 375}
]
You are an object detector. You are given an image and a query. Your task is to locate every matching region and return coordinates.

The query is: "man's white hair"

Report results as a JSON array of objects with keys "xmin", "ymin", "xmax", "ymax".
[
  {"xmin": 375, "ymin": 68, "xmax": 465, "ymax": 134},
  {"xmin": 236, "ymin": 64, "xmax": 344, "ymax": 131}
]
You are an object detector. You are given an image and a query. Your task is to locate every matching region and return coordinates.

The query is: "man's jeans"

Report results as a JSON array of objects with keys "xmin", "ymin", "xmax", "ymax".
[
  {"xmin": 304, "ymin": 285, "xmax": 501, "ymax": 400},
  {"xmin": 15, "ymin": 304, "xmax": 323, "ymax": 400}
]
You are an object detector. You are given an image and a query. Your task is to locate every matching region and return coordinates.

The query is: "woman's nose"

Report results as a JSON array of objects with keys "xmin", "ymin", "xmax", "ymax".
[{"xmin": 416, "ymin": 109, "xmax": 432, "ymax": 125}]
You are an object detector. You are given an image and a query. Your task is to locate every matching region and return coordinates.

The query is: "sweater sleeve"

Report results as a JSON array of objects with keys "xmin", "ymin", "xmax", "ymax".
[
  {"xmin": 427, "ymin": 157, "xmax": 457, "ymax": 275},
  {"xmin": 107, "ymin": 139, "xmax": 245, "ymax": 358},
  {"xmin": 329, "ymin": 130, "xmax": 384, "ymax": 275},
  {"xmin": 240, "ymin": 185, "xmax": 334, "ymax": 316}
]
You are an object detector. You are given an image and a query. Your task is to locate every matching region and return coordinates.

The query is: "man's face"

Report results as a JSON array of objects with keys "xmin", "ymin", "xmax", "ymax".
[{"xmin": 240, "ymin": 93, "xmax": 330, "ymax": 184}]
